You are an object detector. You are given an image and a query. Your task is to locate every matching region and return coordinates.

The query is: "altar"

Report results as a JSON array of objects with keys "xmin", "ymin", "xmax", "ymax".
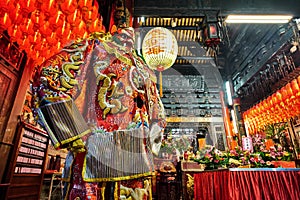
[{"xmin": 192, "ymin": 168, "xmax": 300, "ymax": 200}]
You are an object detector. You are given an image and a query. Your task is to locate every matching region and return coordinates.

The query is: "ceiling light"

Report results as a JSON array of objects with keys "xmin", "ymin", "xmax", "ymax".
[
  {"xmin": 225, "ymin": 15, "xmax": 293, "ymax": 23},
  {"xmin": 225, "ymin": 81, "xmax": 233, "ymax": 106}
]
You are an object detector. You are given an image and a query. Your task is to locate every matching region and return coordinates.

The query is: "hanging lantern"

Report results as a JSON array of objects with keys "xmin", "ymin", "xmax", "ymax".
[
  {"xmin": 49, "ymin": 41, "xmax": 62, "ymax": 55},
  {"xmin": 142, "ymin": 27, "xmax": 178, "ymax": 97},
  {"xmin": 64, "ymin": 28, "xmax": 74, "ymax": 43},
  {"xmin": 19, "ymin": 19, "xmax": 34, "ymax": 37},
  {"xmin": 17, "ymin": 35, "xmax": 30, "ymax": 51},
  {"xmin": 71, "ymin": 20, "xmax": 86, "ymax": 38},
  {"xmin": 82, "ymin": 6, "xmax": 98, "ymax": 26},
  {"xmin": 291, "ymin": 79, "xmax": 300, "ymax": 106},
  {"xmin": 34, "ymin": 37, "xmax": 48, "ymax": 52},
  {"xmin": 0, "ymin": 12, "xmax": 11, "ymax": 32},
  {"xmin": 28, "ymin": 31, "xmax": 41, "ymax": 50},
  {"xmin": 66, "ymin": 9, "xmax": 81, "ymax": 28},
  {"xmin": 56, "ymin": 21, "xmax": 71, "ymax": 46},
  {"xmin": 49, "ymin": 11, "xmax": 65, "ymax": 31},
  {"xmin": 56, "ymin": 0, "xmax": 65, "ymax": 5},
  {"xmin": 46, "ymin": 31, "xmax": 58, "ymax": 46},
  {"xmin": 8, "ymin": 25, "xmax": 21, "ymax": 42},
  {"xmin": 87, "ymin": 17, "xmax": 104, "ymax": 33},
  {"xmin": 202, "ymin": 23, "xmax": 221, "ymax": 47},
  {"xmin": 40, "ymin": 0, "xmax": 58, "ymax": 20},
  {"xmin": 31, "ymin": 9, "xmax": 45, "ymax": 31},
  {"xmin": 39, "ymin": 21, "xmax": 52, "ymax": 38},
  {"xmin": 8, "ymin": 3, "xmax": 23, "ymax": 25},
  {"xmin": 0, "ymin": 0, "xmax": 14, "ymax": 17},
  {"xmin": 35, "ymin": 0, "xmax": 43, "ymax": 10},
  {"xmin": 60, "ymin": 0, "xmax": 78, "ymax": 16},
  {"xmin": 78, "ymin": 0, "xmax": 93, "ymax": 14},
  {"xmin": 18, "ymin": 0, "xmax": 36, "ymax": 17}
]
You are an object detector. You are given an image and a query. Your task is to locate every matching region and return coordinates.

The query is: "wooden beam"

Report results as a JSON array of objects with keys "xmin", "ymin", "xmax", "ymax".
[
  {"xmin": 233, "ymin": 29, "xmax": 293, "ymax": 91},
  {"xmin": 134, "ymin": 0, "xmax": 300, "ymax": 17}
]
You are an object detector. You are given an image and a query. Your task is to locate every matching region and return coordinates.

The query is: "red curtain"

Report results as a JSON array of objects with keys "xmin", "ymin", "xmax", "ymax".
[
  {"xmin": 194, "ymin": 170, "xmax": 229, "ymax": 200},
  {"xmin": 229, "ymin": 170, "xmax": 300, "ymax": 200},
  {"xmin": 194, "ymin": 170, "xmax": 300, "ymax": 200}
]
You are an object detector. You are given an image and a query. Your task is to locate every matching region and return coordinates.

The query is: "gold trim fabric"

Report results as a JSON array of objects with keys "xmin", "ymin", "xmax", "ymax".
[{"xmin": 83, "ymin": 127, "xmax": 155, "ymax": 182}]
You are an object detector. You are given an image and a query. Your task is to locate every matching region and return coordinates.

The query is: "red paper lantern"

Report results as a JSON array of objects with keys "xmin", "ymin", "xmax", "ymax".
[
  {"xmin": 7, "ymin": 25, "xmax": 21, "ymax": 42},
  {"xmin": 0, "ymin": 0, "xmax": 13, "ymax": 17},
  {"xmin": 71, "ymin": 20, "xmax": 86, "ymax": 38},
  {"xmin": 56, "ymin": 0, "xmax": 66, "ymax": 5},
  {"xmin": 0, "ymin": 12, "xmax": 11, "ymax": 32},
  {"xmin": 19, "ymin": 19, "xmax": 34, "ymax": 37},
  {"xmin": 56, "ymin": 21, "xmax": 69, "ymax": 36},
  {"xmin": 291, "ymin": 79, "xmax": 299, "ymax": 95},
  {"xmin": 266, "ymin": 96, "xmax": 272, "ymax": 110},
  {"xmin": 39, "ymin": 21, "xmax": 52, "ymax": 38},
  {"xmin": 28, "ymin": 31, "xmax": 41, "ymax": 49},
  {"xmin": 78, "ymin": 0, "xmax": 93, "ymax": 14},
  {"xmin": 67, "ymin": 9, "xmax": 82, "ymax": 28},
  {"xmin": 46, "ymin": 32, "xmax": 58, "ymax": 47},
  {"xmin": 285, "ymin": 83, "xmax": 294, "ymax": 104},
  {"xmin": 17, "ymin": 36, "xmax": 30, "ymax": 51},
  {"xmin": 31, "ymin": 9, "xmax": 45, "ymax": 31},
  {"xmin": 34, "ymin": 37, "xmax": 48, "ymax": 52},
  {"xmin": 87, "ymin": 17, "xmax": 104, "ymax": 33},
  {"xmin": 82, "ymin": 6, "xmax": 98, "ymax": 25},
  {"xmin": 40, "ymin": 0, "xmax": 58, "ymax": 20},
  {"xmin": 49, "ymin": 11, "xmax": 65, "ymax": 31},
  {"xmin": 291, "ymin": 79, "xmax": 300, "ymax": 106},
  {"xmin": 297, "ymin": 76, "xmax": 300, "ymax": 93},
  {"xmin": 19, "ymin": 0, "xmax": 36, "ymax": 17},
  {"xmin": 8, "ymin": 3, "xmax": 23, "ymax": 25},
  {"xmin": 60, "ymin": 0, "xmax": 78, "ymax": 15}
]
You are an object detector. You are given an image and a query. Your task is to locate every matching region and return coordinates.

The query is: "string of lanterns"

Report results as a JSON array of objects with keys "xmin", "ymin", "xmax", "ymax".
[
  {"xmin": 0, "ymin": 0, "xmax": 105, "ymax": 64},
  {"xmin": 243, "ymin": 75, "xmax": 300, "ymax": 134}
]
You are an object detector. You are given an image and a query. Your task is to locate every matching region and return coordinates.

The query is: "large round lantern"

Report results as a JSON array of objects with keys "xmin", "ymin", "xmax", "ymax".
[{"xmin": 142, "ymin": 27, "xmax": 178, "ymax": 96}]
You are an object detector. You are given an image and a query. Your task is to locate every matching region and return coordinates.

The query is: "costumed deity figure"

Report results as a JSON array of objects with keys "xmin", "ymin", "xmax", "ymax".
[{"xmin": 32, "ymin": 28, "xmax": 166, "ymax": 199}]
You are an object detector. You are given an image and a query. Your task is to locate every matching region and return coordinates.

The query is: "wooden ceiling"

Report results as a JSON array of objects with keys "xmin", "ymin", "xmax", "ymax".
[
  {"xmin": 133, "ymin": 0, "xmax": 300, "ymax": 17},
  {"xmin": 134, "ymin": 0, "xmax": 300, "ymax": 111}
]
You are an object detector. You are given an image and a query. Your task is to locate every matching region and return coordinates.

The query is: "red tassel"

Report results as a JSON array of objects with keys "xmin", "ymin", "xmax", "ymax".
[{"xmin": 159, "ymin": 71, "xmax": 163, "ymax": 97}]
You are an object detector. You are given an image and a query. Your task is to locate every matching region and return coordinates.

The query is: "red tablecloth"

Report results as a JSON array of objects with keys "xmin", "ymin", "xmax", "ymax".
[{"xmin": 194, "ymin": 169, "xmax": 300, "ymax": 200}]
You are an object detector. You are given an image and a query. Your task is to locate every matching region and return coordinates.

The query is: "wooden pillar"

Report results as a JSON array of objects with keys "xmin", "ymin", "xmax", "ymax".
[
  {"xmin": 233, "ymin": 98, "xmax": 247, "ymax": 145},
  {"xmin": 220, "ymin": 91, "xmax": 233, "ymax": 148},
  {"xmin": 0, "ymin": 54, "xmax": 33, "ymax": 199}
]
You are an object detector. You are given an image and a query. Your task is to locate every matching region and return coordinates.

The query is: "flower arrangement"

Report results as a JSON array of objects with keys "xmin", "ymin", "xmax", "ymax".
[
  {"xmin": 258, "ymin": 145, "xmax": 293, "ymax": 161},
  {"xmin": 252, "ymin": 133, "xmax": 293, "ymax": 162},
  {"xmin": 158, "ymin": 129, "xmax": 294, "ymax": 169},
  {"xmin": 227, "ymin": 146, "xmax": 274, "ymax": 168},
  {"xmin": 191, "ymin": 135, "xmax": 294, "ymax": 169},
  {"xmin": 252, "ymin": 134, "xmax": 265, "ymax": 152},
  {"xmin": 265, "ymin": 122, "xmax": 287, "ymax": 140},
  {"xmin": 193, "ymin": 146, "xmax": 228, "ymax": 170},
  {"xmin": 160, "ymin": 133, "xmax": 192, "ymax": 156}
]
